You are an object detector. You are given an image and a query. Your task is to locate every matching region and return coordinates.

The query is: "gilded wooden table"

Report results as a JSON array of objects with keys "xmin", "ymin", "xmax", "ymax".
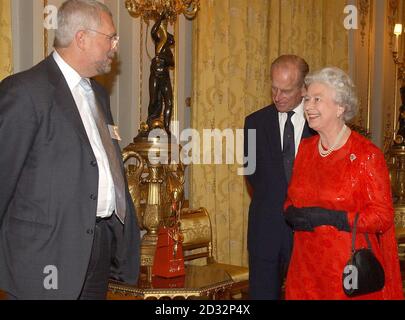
[{"xmin": 108, "ymin": 265, "xmax": 234, "ymax": 300}]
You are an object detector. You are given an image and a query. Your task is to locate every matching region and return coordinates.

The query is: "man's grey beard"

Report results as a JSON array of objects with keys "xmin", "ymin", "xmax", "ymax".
[
  {"xmin": 96, "ymin": 52, "xmax": 115, "ymax": 75},
  {"xmin": 97, "ymin": 63, "xmax": 111, "ymax": 74}
]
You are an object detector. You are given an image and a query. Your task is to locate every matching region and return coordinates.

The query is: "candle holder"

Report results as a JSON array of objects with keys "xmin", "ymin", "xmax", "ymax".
[
  {"xmin": 125, "ymin": 0, "xmax": 199, "ymax": 23},
  {"xmin": 388, "ymin": 23, "xmax": 405, "ymax": 247},
  {"xmin": 123, "ymin": 0, "xmax": 199, "ymax": 281},
  {"xmin": 393, "ymin": 24, "xmax": 405, "ymax": 83}
]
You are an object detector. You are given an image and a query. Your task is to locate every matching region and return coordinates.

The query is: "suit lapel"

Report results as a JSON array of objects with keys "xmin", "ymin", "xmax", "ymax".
[
  {"xmin": 265, "ymin": 105, "xmax": 284, "ymax": 161},
  {"xmin": 265, "ymin": 106, "xmax": 315, "ymax": 184},
  {"xmin": 46, "ymin": 55, "xmax": 95, "ymax": 159},
  {"xmin": 263, "ymin": 105, "xmax": 315, "ymax": 154}
]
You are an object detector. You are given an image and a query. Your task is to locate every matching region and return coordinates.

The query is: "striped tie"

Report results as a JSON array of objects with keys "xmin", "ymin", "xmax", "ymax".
[{"xmin": 283, "ymin": 111, "xmax": 295, "ymax": 183}]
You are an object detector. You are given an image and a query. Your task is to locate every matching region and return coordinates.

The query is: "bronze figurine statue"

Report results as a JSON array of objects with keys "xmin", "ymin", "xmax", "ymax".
[{"xmin": 147, "ymin": 12, "xmax": 175, "ymax": 134}]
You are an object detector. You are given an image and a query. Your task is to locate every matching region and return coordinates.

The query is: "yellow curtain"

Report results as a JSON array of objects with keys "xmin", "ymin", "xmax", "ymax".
[
  {"xmin": 0, "ymin": 0, "xmax": 13, "ymax": 80},
  {"xmin": 191, "ymin": 0, "xmax": 348, "ymax": 266}
]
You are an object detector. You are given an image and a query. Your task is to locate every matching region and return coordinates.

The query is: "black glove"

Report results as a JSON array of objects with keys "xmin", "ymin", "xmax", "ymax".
[
  {"xmin": 303, "ymin": 207, "xmax": 350, "ymax": 232},
  {"xmin": 284, "ymin": 206, "xmax": 350, "ymax": 232},
  {"xmin": 284, "ymin": 206, "xmax": 314, "ymax": 231}
]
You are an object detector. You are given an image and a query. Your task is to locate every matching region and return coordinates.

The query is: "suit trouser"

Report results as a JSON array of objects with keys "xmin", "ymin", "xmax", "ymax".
[
  {"xmin": 248, "ymin": 226, "xmax": 292, "ymax": 300},
  {"xmin": 79, "ymin": 215, "xmax": 115, "ymax": 300},
  {"xmin": 249, "ymin": 254, "xmax": 289, "ymax": 300}
]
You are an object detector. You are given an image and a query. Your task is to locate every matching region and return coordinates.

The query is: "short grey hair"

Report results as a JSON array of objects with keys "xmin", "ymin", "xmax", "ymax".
[
  {"xmin": 54, "ymin": 0, "xmax": 112, "ymax": 48},
  {"xmin": 305, "ymin": 67, "xmax": 358, "ymax": 122}
]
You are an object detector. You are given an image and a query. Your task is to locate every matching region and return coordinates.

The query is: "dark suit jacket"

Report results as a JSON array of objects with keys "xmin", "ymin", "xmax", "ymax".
[
  {"xmin": 0, "ymin": 55, "xmax": 140, "ymax": 299},
  {"xmin": 244, "ymin": 104, "xmax": 315, "ymax": 259}
]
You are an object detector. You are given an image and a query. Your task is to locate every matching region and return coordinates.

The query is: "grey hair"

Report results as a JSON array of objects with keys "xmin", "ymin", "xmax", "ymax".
[
  {"xmin": 54, "ymin": 0, "xmax": 112, "ymax": 48},
  {"xmin": 305, "ymin": 67, "xmax": 358, "ymax": 122}
]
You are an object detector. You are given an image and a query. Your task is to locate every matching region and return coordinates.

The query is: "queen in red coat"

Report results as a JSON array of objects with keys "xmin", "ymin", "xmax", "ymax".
[{"xmin": 284, "ymin": 67, "xmax": 403, "ymax": 300}]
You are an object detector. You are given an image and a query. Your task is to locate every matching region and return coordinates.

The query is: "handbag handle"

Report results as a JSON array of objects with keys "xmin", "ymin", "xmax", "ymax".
[{"xmin": 351, "ymin": 213, "xmax": 372, "ymax": 254}]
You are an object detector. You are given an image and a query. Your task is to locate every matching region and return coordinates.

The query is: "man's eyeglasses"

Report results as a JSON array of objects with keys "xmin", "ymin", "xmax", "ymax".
[{"xmin": 85, "ymin": 28, "xmax": 119, "ymax": 49}]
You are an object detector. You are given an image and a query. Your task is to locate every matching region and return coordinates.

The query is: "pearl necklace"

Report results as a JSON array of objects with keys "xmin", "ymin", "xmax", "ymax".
[{"xmin": 318, "ymin": 124, "xmax": 348, "ymax": 157}]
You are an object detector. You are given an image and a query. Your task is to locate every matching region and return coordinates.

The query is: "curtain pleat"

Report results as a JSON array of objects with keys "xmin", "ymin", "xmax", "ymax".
[
  {"xmin": 0, "ymin": 0, "xmax": 13, "ymax": 81},
  {"xmin": 191, "ymin": 0, "xmax": 348, "ymax": 266}
]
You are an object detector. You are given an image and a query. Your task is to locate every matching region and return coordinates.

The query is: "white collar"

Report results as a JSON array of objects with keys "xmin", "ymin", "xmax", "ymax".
[
  {"xmin": 52, "ymin": 50, "xmax": 84, "ymax": 90},
  {"xmin": 278, "ymin": 99, "xmax": 305, "ymax": 118},
  {"xmin": 292, "ymin": 99, "xmax": 304, "ymax": 118}
]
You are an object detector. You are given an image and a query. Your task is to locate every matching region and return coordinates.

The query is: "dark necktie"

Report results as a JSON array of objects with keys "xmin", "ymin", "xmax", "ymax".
[
  {"xmin": 283, "ymin": 111, "xmax": 295, "ymax": 183},
  {"xmin": 80, "ymin": 78, "xmax": 126, "ymax": 224}
]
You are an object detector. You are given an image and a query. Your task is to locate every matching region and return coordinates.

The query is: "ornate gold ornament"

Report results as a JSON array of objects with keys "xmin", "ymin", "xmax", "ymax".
[
  {"xmin": 359, "ymin": 0, "xmax": 370, "ymax": 47},
  {"xmin": 125, "ymin": 0, "xmax": 199, "ymax": 23},
  {"xmin": 395, "ymin": 134, "xmax": 404, "ymax": 145},
  {"xmin": 43, "ymin": 0, "xmax": 49, "ymax": 58},
  {"xmin": 392, "ymin": 23, "xmax": 405, "ymax": 83},
  {"xmin": 387, "ymin": 7, "xmax": 405, "ymax": 250},
  {"xmin": 388, "ymin": 0, "xmax": 399, "ymax": 50},
  {"xmin": 124, "ymin": 0, "xmax": 199, "ymax": 281}
]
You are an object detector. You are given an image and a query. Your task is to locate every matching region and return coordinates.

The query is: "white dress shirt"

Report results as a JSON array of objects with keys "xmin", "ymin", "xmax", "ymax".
[
  {"xmin": 53, "ymin": 51, "xmax": 116, "ymax": 219},
  {"xmin": 278, "ymin": 100, "xmax": 306, "ymax": 156}
]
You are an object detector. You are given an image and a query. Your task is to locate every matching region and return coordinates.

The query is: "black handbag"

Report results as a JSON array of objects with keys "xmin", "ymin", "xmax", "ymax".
[{"xmin": 342, "ymin": 213, "xmax": 385, "ymax": 297}]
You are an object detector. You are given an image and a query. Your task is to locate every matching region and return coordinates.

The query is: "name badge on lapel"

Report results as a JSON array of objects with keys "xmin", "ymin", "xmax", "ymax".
[{"xmin": 108, "ymin": 125, "xmax": 122, "ymax": 141}]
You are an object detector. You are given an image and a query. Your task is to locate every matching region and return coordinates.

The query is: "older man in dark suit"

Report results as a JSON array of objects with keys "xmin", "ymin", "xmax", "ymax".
[
  {"xmin": 244, "ymin": 55, "xmax": 315, "ymax": 299},
  {"xmin": 0, "ymin": 0, "xmax": 140, "ymax": 299}
]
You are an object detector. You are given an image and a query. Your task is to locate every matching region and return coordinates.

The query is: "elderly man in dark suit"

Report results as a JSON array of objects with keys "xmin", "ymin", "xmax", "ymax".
[
  {"xmin": 244, "ymin": 55, "xmax": 315, "ymax": 299},
  {"xmin": 0, "ymin": 0, "xmax": 140, "ymax": 299}
]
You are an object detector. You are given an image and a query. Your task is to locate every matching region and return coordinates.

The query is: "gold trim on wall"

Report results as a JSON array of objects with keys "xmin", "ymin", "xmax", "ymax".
[
  {"xmin": 366, "ymin": 0, "xmax": 373, "ymax": 132},
  {"xmin": 385, "ymin": 0, "xmax": 402, "ymax": 152},
  {"xmin": 394, "ymin": 65, "xmax": 400, "ymax": 135},
  {"xmin": 173, "ymin": 19, "xmax": 179, "ymax": 132},
  {"xmin": 139, "ymin": 21, "xmax": 144, "ymax": 125},
  {"xmin": 44, "ymin": 0, "xmax": 48, "ymax": 58},
  {"xmin": 359, "ymin": 0, "xmax": 370, "ymax": 47},
  {"xmin": 388, "ymin": 0, "xmax": 399, "ymax": 50},
  {"xmin": 353, "ymin": 0, "xmax": 373, "ymax": 133}
]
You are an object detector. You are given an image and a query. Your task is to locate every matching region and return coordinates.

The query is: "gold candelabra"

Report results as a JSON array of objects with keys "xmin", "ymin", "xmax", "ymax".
[
  {"xmin": 393, "ymin": 23, "xmax": 405, "ymax": 84},
  {"xmin": 388, "ymin": 23, "xmax": 405, "ymax": 253},
  {"xmin": 391, "ymin": 23, "xmax": 404, "ymax": 144},
  {"xmin": 393, "ymin": 53, "xmax": 405, "ymax": 83},
  {"xmin": 124, "ymin": 0, "xmax": 198, "ymax": 281},
  {"xmin": 125, "ymin": 0, "xmax": 199, "ymax": 23}
]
